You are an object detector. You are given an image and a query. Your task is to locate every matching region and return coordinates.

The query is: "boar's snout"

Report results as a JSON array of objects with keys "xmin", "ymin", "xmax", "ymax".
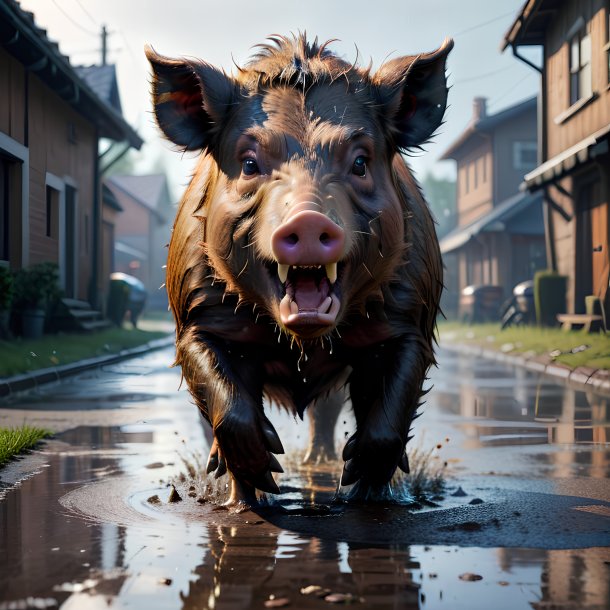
[{"xmin": 271, "ymin": 211, "xmax": 344, "ymax": 267}]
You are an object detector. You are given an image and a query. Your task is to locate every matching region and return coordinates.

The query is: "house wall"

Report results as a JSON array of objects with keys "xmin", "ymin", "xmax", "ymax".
[
  {"xmin": 0, "ymin": 46, "xmax": 98, "ymax": 302},
  {"xmin": 111, "ymin": 190, "xmax": 152, "ymax": 287},
  {"xmin": 456, "ymin": 137, "xmax": 493, "ymax": 226},
  {"xmin": 543, "ymin": 0, "xmax": 610, "ymax": 313},
  {"xmin": 492, "ymin": 110, "xmax": 538, "ymax": 203},
  {"xmin": 545, "ymin": 0, "xmax": 610, "ymax": 158}
]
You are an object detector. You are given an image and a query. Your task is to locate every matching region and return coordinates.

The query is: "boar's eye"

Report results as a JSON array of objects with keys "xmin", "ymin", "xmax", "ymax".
[
  {"xmin": 242, "ymin": 158, "xmax": 260, "ymax": 176},
  {"xmin": 352, "ymin": 155, "xmax": 367, "ymax": 177}
]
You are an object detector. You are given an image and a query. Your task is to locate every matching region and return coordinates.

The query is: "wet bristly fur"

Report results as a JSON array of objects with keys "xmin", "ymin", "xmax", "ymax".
[{"xmin": 148, "ymin": 33, "xmax": 452, "ymax": 502}]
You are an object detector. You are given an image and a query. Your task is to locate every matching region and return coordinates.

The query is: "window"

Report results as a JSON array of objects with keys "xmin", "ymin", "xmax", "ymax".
[
  {"xmin": 569, "ymin": 26, "xmax": 592, "ymax": 105},
  {"xmin": 0, "ymin": 157, "xmax": 10, "ymax": 261},
  {"xmin": 46, "ymin": 185, "xmax": 59, "ymax": 239},
  {"xmin": 513, "ymin": 141, "xmax": 537, "ymax": 171}
]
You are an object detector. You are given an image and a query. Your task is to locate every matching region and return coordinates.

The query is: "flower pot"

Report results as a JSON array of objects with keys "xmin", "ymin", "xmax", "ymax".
[{"xmin": 21, "ymin": 308, "xmax": 45, "ymax": 339}]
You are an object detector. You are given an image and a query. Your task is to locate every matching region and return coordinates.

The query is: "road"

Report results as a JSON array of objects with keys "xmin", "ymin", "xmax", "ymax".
[{"xmin": 0, "ymin": 345, "xmax": 609, "ymax": 609}]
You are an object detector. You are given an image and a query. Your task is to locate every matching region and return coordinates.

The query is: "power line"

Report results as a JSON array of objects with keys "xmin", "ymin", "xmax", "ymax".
[
  {"xmin": 452, "ymin": 65, "xmax": 513, "ymax": 85},
  {"xmin": 487, "ymin": 72, "xmax": 537, "ymax": 110},
  {"xmin": 74, "ymin": 0, "xmax": 99, "ymax": 28},
  {"xmin": 50, "ymin": 0, "xmax": 97, "ymax": 36},
  {"xmin": 454, "ymin": 9, "xmax": 517, "ymax": 37}
]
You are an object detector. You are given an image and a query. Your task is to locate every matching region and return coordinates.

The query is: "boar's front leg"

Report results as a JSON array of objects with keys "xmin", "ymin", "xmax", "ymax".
[
  {"xmin": 342, "ymin": 334, "xmax": 431, "ymax": 500},
  {"xmin": 181, "ymin": 337, "xmax": 284, "ymax": 506}
]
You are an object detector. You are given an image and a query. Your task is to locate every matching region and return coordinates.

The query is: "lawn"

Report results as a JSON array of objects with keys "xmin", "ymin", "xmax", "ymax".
[
  {"xmin": 0, "ymin": 425, "xmax": 52, "ymax": 467},
  {"xmin": 0, "ymin": 314, "xmax": 172, "ymax": 378},
  {"xmin": 438, "ymin": 321, "xmax": 610, "ymax": 370}
]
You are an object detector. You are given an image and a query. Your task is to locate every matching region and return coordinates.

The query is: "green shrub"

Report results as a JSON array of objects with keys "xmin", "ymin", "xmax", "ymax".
[
  {"xmin": 13, "ymin": 262, "xmax": 61, "ymax": 309},
  {"xmin": 0, "ymin": 266, "xmax": 13, "ymax": 311},
  {"xmin": 534, "ymin": 270, "xmax": 567, "ymax": 327}
]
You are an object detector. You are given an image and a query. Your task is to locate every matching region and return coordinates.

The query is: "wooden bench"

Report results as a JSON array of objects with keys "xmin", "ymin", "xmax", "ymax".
[{"xmin": 556, "ymin": 313, "xmax": 604, "ymax": 333}]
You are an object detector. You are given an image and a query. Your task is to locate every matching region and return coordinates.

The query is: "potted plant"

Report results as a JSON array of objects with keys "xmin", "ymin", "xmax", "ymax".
[
  {"xmin": 0, "ymin": 266, "xmax": 13, "ymax": 339},
  {"xmin": 13, "ymin": 263, "xmax": 61, "ymax": 339}
]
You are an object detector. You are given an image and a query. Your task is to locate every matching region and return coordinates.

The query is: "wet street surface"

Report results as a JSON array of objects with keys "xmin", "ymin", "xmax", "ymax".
[{"xmin": 1, "ymin": 346, "xmax": 609, "ymax": 609}]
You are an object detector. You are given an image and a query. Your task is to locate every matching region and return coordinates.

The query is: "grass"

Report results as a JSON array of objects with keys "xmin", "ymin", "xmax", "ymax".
[
  {"xmin": 0, "ymin": 425, "xmax": 52, "ymax": 467},
  {"xmin": 0, "ymin": 313, "xmax": 172, "ymax": 378},
  {"xmin": 438, "ymin": 321, "xmax": 610, "ymax": 370}
]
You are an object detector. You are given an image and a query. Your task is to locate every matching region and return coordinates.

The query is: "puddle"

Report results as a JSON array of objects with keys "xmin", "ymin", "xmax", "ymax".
[{"xmin": 0, "ymin": 346, "xmax": 609, "ymax": 609}]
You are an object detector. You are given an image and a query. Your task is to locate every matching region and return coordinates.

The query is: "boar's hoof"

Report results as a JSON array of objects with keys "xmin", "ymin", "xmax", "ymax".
[
  {"xmin": 302, "ymin": 444, "xmax": 337, "ymax": 465},
  {"xmin": 342, "ymin": 480, "xmax": 395, "ymax": 504}
]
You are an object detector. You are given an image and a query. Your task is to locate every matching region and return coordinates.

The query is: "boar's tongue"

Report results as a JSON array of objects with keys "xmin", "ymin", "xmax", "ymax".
[
  {"xmin": 278, "ymin": 267, "xmax": 340, "ymax": 331},
  {"xmin": 289, "ymin": 273, "xmax": 329, "ymax": 311}
]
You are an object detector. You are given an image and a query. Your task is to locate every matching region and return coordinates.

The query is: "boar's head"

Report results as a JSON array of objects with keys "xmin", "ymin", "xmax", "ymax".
[{"xmin": 146, "ymin": 35, "xmax": 451, "ymax": 344}]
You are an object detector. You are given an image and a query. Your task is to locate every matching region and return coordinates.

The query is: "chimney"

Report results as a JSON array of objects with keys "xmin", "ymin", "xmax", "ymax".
[{"xmin": 472, "ymin": 97, "xmax": 487, "ymax": 121}]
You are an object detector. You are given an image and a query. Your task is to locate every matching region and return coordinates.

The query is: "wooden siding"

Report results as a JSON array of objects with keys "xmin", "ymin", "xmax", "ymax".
[
  {"xmin": 0, "ymin": 49, "xmax": 25, "ymax": 145},
  {"xmin": 455, "ymin": 137, "xmax": 493, "ymax": 226},
  {"xmin": 1, "ymin": 45, "xmax": 99, "ymax": 301},
  {"xmin": 546, "ymin": 0, "xmax": 610, "ymax": 157}
]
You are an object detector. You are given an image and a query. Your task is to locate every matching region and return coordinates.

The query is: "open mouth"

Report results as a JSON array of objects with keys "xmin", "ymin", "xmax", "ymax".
[{"xmin": 276, "ymin": 263, "xmax": 341, "ymax": 331}]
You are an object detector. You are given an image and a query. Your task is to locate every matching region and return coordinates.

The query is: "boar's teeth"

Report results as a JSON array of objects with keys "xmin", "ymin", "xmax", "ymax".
[
  {"xmin": 325, "ymin": 263, "xmax": 338, "ymax": 284},
  {"xmin": 277, "ymin": 264, "xmax": 289, "ymax": 283},
  {"xmin": 319, "ymin": 296, "xmax": 332, "ymax": 313}
]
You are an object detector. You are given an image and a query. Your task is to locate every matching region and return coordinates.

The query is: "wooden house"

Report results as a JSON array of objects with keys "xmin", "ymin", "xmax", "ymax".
[
  {"xmin": 0, "ymin": 0, "xmax": 142, "ymax": 310},
  {"xmin": 503, "ymin": 0, "xmax": 610, "ymax": 315},
  {"xmin": 103, "ymin": 174, "xmax": 173, "ymax": 309},
  {"xmin": 438, "ymin": 96, "xmax": 547, "ymax": 317}
]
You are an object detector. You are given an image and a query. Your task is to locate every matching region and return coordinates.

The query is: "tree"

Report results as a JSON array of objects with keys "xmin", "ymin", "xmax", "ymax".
[{"xmin": 420, "ymin": 172, "xmax": 457, "ymax": 239}]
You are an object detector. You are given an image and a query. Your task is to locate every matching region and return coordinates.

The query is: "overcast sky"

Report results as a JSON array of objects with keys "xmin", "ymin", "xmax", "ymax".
[{"xmin": 19, "ymin": 0, "xmax": 539, "ymax": 200}]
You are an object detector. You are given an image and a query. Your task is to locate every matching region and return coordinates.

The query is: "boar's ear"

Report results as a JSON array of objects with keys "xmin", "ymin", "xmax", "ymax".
[
  {"xmin": 145, "ymin": 45, "xmax": 238, "ymax": 151},
  {"xmin": 374, "ymin": 38, "xmax": 453, "ymax": 149}
]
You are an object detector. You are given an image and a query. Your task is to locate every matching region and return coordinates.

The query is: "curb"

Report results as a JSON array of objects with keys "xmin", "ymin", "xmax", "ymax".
[
  {"xmin": 440, "ymin": 341, "xmax": 610, "ymax": 394},
  {"xmin": 0, "ymin": 335, "xmax": 175, "ymax": 398}
]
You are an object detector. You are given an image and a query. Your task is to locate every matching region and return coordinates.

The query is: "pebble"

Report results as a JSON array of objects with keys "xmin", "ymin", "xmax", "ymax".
[
  {"xmin": 459, "ymin": 573, "xmax": 483, "ymax": 581},
  {"xmin": 451, "ymin": 486, "xmax": 468, "ymax": 497},
  {"xmin": 264, "ymin": 596, "xmax": 291, "ymax": 608}
]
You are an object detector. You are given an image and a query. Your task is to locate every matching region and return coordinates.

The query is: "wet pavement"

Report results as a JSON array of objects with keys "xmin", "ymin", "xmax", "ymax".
[{"xmin": 0, "ymin": 346, "xmax": 609, "ymax": 609}]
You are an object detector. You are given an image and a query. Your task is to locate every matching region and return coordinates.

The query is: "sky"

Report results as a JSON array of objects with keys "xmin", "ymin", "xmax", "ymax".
[{"xmin": 19, "ymin": 0, "xmax": 540, "ymax": 201}]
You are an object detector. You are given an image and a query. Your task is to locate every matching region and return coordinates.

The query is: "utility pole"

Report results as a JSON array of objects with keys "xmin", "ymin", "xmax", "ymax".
[{"xmin": 101, "ymin": 25, "xmax": 107, "ymax": 66}]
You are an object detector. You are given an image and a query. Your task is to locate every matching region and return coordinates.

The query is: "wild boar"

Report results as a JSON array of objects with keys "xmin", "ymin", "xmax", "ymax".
[{"xmin": 146, "ymin": 34, "xmax": 452, "ymax": 506}]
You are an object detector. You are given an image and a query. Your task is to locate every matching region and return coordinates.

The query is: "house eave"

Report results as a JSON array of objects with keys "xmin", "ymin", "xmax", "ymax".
[{"xmin": 0, "ymin": 0, "xmax": 142, "ymax": 149}]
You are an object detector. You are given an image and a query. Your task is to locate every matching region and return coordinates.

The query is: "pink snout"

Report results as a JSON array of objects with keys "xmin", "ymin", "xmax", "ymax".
[{"xmin": 271, "ymin": 210, "xmax": 345, "ymax": 265}]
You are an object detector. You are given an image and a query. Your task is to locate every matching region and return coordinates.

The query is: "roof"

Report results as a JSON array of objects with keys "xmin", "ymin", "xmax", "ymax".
[
  {"xmin": 439, "ymin": 97, "xmax": 537, "ymax": 160},
  {"xmin": 102, "ymin": 183, "xmax": 123, "ymax": 212},
  {"xmin": 439, "ymin": 190, "xmax": 544, "ymax": 254},
  {"xmin": 104, "ymin": 174, "xmax": 171, "ymax": 222},
  {"xmin": 0, "ymin": 0, "xmax": 142, "ymax": 149},
  {"xmin": 502, "ymin": 0, "xmax": 563, "ymax": 50},
  {"xmin": 75, "ymin": 64, "xmax": 122, "ymax": 114},
  {"xmin": 524, "ymin": 124, "xmax": 610, "ymax": 191}
]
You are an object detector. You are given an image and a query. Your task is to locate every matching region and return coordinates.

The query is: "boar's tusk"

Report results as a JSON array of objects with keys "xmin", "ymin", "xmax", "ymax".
[
  {"xmin": 325, "ymin": 262, "xmax": 337, "ymax": 284},
  {"xmin": 278, "ymin": 263, "xmax": 289, "ymax": 283}
]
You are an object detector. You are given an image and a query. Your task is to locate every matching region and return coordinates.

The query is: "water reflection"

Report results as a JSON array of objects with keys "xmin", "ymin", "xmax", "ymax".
[
  {"xmin": 431, "ymin": 349, "xmax": 610, "ymax": 463},
  {"xmin": 1, "ymin": 348, "xmax": 609, "ymax": 609}
]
